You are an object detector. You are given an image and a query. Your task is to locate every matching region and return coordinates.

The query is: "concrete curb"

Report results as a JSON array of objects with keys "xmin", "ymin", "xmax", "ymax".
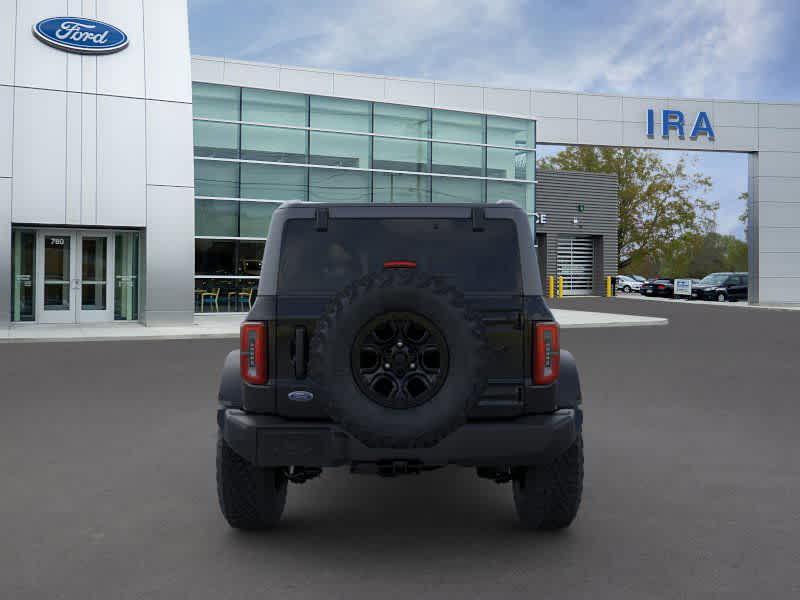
[{"xmin": 1, "ymin": 308, "xmax": 667, "ymax": 343}]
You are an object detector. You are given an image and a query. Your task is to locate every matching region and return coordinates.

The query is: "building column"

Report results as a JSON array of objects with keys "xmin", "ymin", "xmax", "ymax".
[{"xmin": 749, "ymin": 150, "xmax": 800, "ymax": 304}]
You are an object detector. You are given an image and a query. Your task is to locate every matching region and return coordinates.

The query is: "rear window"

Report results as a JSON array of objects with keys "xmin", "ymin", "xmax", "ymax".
[{"xmin": 277, "ymin": 217, "xmax": 521, "ymax": 294}]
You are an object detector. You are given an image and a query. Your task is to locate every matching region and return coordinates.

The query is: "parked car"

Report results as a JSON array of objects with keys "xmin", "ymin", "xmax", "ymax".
[
  {"xmin": 691, "ymin": 272, "xmax": 748, "ymax": 302},
  {"xmin": 640, "ymin": 279, "xmax": 674, "ymax": 298},
  {"xmin": 216, "ymin": 202, "xmax": 584, "ymax": 531},
  {"xmin": 630, "ymin": 275, "xmax": 647, "ymax": 283},
  {"xmin": 616, "ymin": 274, "xmax": 643, "ymax": 293}
]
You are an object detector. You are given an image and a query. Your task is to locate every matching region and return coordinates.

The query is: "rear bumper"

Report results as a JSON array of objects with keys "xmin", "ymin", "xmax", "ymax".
[{"xmin": 219, "ymin": 408, "xmax": 581, "ymax": 468}]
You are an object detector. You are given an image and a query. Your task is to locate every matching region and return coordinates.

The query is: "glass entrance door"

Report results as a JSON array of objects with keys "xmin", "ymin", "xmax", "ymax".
[
  {"xmin": 35, "ymin": 231, "xmax": 114, "ymax": 323},
  {"xmin": 37, "ymin": 232, "xmax": 75, "ymax": 323},
  {"xmin": 78, "ymin": 232, "xmax": 113, "ymax": 322}
]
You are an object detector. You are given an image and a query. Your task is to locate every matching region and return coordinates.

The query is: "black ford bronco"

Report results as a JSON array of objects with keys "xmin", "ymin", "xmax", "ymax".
[{"xmin": 216, "ymin": 202, "xmax": 584, "ymax": 530}]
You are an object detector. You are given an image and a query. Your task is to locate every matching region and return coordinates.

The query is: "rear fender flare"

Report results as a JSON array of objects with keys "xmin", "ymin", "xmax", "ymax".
[
  {"xmin": 557, "ymin": 349, "xmax": 582, "ymax": 409},
  {"xmin": 218, "ymin": 350, "xmax": 243, "ymax": 410}
]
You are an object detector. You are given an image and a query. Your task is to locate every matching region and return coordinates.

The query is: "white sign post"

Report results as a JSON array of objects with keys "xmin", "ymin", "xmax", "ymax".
[{"xmin": 674, "ymin": 279, "xmax": 693, "ymax": 297}]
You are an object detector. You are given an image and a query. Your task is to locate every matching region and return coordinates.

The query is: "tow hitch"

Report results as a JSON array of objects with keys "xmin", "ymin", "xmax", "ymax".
[{"xmin": 351, "ymin": 460, "xmax": 429, "ymax": 477}]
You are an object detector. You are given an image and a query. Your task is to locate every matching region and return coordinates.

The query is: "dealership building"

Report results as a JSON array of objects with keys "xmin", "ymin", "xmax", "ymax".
[{"xmin": 2, "ymin": 1, "xmax": 800, "ymax": 328}]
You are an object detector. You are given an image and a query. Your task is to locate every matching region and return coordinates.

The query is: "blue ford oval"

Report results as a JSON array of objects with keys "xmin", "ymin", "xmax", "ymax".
[{"xmin": 33, "ymin": 17, "xmax": 128, "ymax": 55}]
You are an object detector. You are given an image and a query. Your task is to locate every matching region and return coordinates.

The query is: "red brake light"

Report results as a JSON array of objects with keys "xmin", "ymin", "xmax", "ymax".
[
  {"xmin": 657, "ymin": 284, "xmax": 665, "ymax": 290},
  {"xmin": 240, "ymin": 321, "xmax": 267, "ymax": 385},
  {"xmin": 533, "ymin": 322, "xmax": 560, "ymax": 385},
  {"xmin": 383, "ymin": 260, "xmax": 417, "ymax": 269}
]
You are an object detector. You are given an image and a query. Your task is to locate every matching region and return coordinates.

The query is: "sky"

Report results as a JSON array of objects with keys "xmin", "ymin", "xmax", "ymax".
[{"xmin": 188, "ymin": 0, "xmax": 800, "ymax": 240}]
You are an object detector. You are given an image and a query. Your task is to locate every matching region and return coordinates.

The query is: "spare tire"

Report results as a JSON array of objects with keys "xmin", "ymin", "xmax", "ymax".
[{"xmin": 309, "ymin": 269, "xmax": 488, "ymax": 449}]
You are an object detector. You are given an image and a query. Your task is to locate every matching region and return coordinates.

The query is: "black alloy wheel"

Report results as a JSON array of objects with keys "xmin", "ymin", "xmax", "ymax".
[{"xmin": 351, "ymin": 312, "xmax": 450, "ymax": 410}]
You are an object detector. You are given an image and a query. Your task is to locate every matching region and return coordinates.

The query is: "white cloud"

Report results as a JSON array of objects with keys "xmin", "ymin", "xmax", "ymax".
[{"xmin": 230, "ymin": 0, "xmax": 781, "ymax": 99}]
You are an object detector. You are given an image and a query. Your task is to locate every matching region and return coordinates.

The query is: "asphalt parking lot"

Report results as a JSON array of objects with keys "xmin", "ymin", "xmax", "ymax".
[{"xmin": 2, "ymin": 298, "xmax": 799, "ymax": 599}]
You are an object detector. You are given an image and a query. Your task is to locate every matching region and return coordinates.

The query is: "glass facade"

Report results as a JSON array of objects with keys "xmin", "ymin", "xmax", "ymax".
[
  {"xmin": 11, "ymin": 230, "xmax": 35, "ymax": 322},
  {"xmin": 192, "ymin": 82, "xmax": 536, "ymax": 312}
]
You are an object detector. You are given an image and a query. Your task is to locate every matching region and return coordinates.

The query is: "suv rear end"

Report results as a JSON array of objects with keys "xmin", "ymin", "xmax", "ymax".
[{"xmin": 217, "ymin": 202, "xmax": 584, "ymax": 531}]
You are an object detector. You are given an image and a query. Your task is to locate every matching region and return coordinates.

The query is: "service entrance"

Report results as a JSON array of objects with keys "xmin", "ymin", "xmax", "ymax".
[
  {"xmin": 36, "ymin": 231, "xmax": 114, "ymax": 323},
  {"xmin": 557, "ymin": 236, "xmax": 594, "ymax": 296}
]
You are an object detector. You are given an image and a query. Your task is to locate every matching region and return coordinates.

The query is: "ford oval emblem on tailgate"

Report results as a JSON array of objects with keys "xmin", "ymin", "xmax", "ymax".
[{"xmin": 288, "ymin": 390, "xmax": 314, "ymax": 402}]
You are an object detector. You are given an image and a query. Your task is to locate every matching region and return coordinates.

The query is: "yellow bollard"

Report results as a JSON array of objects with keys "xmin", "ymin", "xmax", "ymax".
[
  {"xmin": 548, "ymin": 275, "xmax": 555, "ymax": 298},
  {"xmin": 606, "ymin": 276, "xmax": 612, "ymax": 297},
  {"xmin": 558, "ymin": 276, "xmax": 564, "ymax": 298}
]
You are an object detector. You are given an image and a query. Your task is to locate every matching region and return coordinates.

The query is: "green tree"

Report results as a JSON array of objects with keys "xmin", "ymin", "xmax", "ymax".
[
  {"xmin": 638, "ymin": 231, "xmax": 748, "ymax": 278},
  {"xmin": 738, "ymin": 191, "xmax": 749, "ymax": 226},
  {"xmin": 538, "ymin": 147, "xmax": 717, "ymax": 271}
]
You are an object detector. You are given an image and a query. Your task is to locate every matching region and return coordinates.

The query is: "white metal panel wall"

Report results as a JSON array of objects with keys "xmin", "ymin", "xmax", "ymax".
[
  {"xmin": 2, "ymin": 0, "xmax": 195, "ymax": 325},
  {"xmin": 11, "ymin": 87, "xmax": 67, "ymax": 224},
  {"xmin": 0, "ymin": 85, "xmax": 12, "ymax": 178},
  {"xmin": 142, "ymin": 0, "xmax": 192, "ymax": 103},
  {"xmin": 145, "ymin": 185, "xmax": 194, "ymax": 325},
  {"xmin": 96, "ymin": 95, "xmax": 147, "ymax": 226},
  {"xmin": 0, "ymin": 0, "xmax": 16, "ymax": 86},
  {"xmin": 96, "ymin": 0, "xmax": 146, "ymax": 98},
  {"xmin": 146, "ymin": 100, "xmax": 194, "ymax": 187},
  {"xmin": 14, "ymin": 0, "xmax": 69, "ymax": 90},
  {"xmin": 65, "ymin": 92, "xmax": 82, "ymax": 223}
]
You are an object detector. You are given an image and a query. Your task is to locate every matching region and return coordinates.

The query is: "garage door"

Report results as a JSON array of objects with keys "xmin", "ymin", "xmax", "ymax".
[{"xmin": 557, "ymin": 236, "xmax": 594, "ymax": 296}]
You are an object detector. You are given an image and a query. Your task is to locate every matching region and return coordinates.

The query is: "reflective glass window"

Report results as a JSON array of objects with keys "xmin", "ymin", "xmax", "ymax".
[
  {"xmin": 238, "ymin": 241, "xmax": 266, "ymax": 275},
  {"xmin": 193, "ymin": 121, "xmax": 239, "ymax": 159},
  {"xmin": 373, "ymin": 137, "xmax": 428, "ymax": 172},
  {"xmin": 487, "ymin": 116, "xmax": 534, "ymax": 148},
  {"xmin": 374, "ymin": 103, "xmax": 429, "ymax": 137},
  {"xmin": 239, "ymin": 201, "xmax": 280, "ymax": 238},
  {"xmin": 11, "ymin": 230, "xmax": 35, "ymax": 322},
  {"xmin": 278, "ymin": 218, "xmax": 521, "ymax": 294},
  {"xmin": 431, "ymin": 177, "xmax": 484, "ymax": 203},
  {"xmin": 310, "ymin": 96, "xmax": 370, "ymax": 132},
  {"xmin": 487, "ymin": 181, "xmax": 533, "ymax": 211},
  {"xmin": 240, "ymin": 163, "xmax": 307, "ymax": 201},
  {"xmin": 195, "ymin": 199, "xmax": 238, "ymax": 237},
  {"xmin": 192, "ymin": 83, "xmax": 240, "ymax": 120},
  {"xmin": 432, "ymin": 110, "xmax": 484, "ymax": 143},
  {"xmin": 195, "ymin": 240, "xmax": 236, "ymax": 275},
  {"xmin": 194, "ymin": 160, "xmax": 239, "ymax": 198},
  {"xmin": 373, "ymin": 173, "xmax": 431, "ymax": 203},
  {"xmin": 241, "ymin": 125, "xmax": 306, "ymax": 163},
  {"xmin": 431, "ymin": 142, "xmax": 484, "ymax": 176},
  {"xmin": 194, "ymin": 277, "xmax": 236, "ymax": 313},
  {"xmin": 309, "ymin": 169, "xmax": 371, "ymax": 202},
  {"xmin": 310, "ymin": 132, "xmax": 370, "ymax": 168},
  {"xmin": 114, "ymin": 232, "xmax": 139, "ymax": 321},
  {"xmin": 242, "ymin": 88, "xmax": 307, "ymax": 126},
  {"xmin": 486, "ymin": 148, "xmax": 533, "ymax": 180}
]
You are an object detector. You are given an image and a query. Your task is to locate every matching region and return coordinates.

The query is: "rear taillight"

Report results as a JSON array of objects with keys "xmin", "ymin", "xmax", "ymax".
[
  {"xmin": 657, "ymin": 284, "xmax": 665, "ymax": 290},
  {"xmin": 533, "ymin": 321, "xmax": 560, "ymax": 385},
  {"xmin": 240, "ymin": 321, "xmax": 267, "ymax": 385}
]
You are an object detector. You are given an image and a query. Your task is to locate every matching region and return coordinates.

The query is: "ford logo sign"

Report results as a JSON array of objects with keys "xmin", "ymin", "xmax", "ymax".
[
  {"xmin": 288, "ymin": 391, "xmax": 314, "ymax": 403},
  {"xmin": 33, "ymin": 17, "xmax": 128, "ymax": 55}
]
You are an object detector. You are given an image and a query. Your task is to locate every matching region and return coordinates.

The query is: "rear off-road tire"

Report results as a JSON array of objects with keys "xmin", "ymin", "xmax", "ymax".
[
  {"xmin": 216, "ymin": 437, "xmax": 287, "ymax": 530},
  {"xmin": 512, "ymin": 434, "xmax": 583, "ymax": 530},
  {"xmin": 309, "ymin": 269, "xmax": 489, "ymax": 449}
]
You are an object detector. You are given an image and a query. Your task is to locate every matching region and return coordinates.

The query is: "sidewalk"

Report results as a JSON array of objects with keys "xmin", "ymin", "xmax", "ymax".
[
  {"xmin": 1, "ymin": 309, "xmax": 667, "ymax": 343},
  {"xmin": 616, "ymin": 294, "xmax": 800, "ymax": 311}
]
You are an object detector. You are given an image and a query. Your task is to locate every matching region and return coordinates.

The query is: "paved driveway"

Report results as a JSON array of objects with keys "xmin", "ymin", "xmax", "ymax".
[{"xmin": 1, "ymin": 298, "xmax": 798, "ymax": 599}]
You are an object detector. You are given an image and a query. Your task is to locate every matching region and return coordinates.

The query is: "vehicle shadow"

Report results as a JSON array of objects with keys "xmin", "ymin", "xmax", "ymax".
[{"xmin": 215, "ymin": 465, "xmax": 582, "ymax": 576}]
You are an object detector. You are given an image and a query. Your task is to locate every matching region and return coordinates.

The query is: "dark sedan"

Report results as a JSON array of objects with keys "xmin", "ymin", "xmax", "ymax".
[
  {"xmin": 691, "ymin": 272, "xmax": 749, "ymax": 302},
  {"xmin": 640, "ymin": 279, "xmax": 674, "ymax": 298}
]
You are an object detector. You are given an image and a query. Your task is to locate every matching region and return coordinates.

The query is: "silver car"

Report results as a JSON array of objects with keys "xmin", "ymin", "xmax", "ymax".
[{"xmin": 616, "ymin": 275, "xmax": 643, "ymax": 293}]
